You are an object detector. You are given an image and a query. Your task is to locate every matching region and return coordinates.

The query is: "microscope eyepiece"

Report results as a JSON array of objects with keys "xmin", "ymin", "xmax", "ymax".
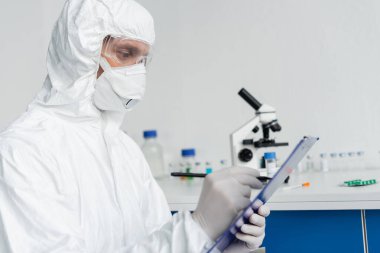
[{"xmin": 238, "ymin": 88, "xmax": 262, "ymax": 111}]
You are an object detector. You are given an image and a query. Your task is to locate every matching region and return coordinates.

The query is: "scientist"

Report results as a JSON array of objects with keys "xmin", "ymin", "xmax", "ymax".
[{"xmin": 0, "ymin": 0, "xmax": 269, "ymax": 252}]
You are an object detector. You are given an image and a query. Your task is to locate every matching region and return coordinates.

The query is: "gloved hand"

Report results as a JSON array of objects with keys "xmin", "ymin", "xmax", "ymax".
[
  {"xmin": 225, "ymin": 205, "xmax": 270, "ymax": 252},
  {"xmin": 191, "ymin": 167, "xmax": 263, "ymax": 241}
]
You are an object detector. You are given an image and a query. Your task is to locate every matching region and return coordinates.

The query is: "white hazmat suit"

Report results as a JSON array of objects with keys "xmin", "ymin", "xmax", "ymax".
[{"xmin": 0, "ymin": 0, "xmax": 212, "ymax": 252}]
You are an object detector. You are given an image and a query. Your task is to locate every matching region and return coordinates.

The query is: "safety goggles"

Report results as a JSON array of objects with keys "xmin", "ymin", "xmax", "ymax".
[{"xmin": 102, "ymin": 35, "xmax": 152, "ymax": 67}]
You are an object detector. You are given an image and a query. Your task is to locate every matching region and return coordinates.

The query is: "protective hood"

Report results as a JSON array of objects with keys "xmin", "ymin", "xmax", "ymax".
[{"xmin": 31, "ymin": 0, "xmax": 155, "ymax": 117}]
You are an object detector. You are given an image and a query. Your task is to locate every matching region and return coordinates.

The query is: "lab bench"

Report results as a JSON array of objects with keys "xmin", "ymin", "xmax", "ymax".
[{"xmin": 156, "ymin": 168, "xmax": 380, "ymax": 253}]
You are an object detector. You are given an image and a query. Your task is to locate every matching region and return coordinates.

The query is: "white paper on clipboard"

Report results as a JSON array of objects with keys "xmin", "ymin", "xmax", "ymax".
[{"xmin": 207, "ymin": 136, "xmax": 319, "ymax": 253}]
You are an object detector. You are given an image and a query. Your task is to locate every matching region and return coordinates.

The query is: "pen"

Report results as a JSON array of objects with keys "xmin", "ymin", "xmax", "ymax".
[
  {"xmin": 171, "ymin": 172, "xmax": 208, "ymax": 178},
  {"xmin": 170, "ymin": 172, "xmax": 272, "ymax": 182}
]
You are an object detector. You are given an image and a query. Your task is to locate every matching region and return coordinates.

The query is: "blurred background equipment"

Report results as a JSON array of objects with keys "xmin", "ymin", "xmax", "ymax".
[{"xmin": 230, "ymin": 88, "xmax": 288, "ymax": 175}]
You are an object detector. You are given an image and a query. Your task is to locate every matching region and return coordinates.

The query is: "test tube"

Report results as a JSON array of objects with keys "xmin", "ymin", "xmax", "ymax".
[
  {"xmin": 329, "ymin": 153, "xmax": 338, "ymax": 171},
  {"xmin": 306, "ymin": 155, "xmax": 314, "ymax": 172},
  {"xmin": 348, "ymin": 152, "xmax": 356, "ymax": 170},
  {"xmin": 220, "ymin": 159, "xmax": 229, "ymax": 170},
  {"xmin": 168, "ymin": 163, "xmax": 174, "ymax": 173},
  {"xmin": 179, "ymin": 162, "xmax": 187, "ymax": 174},
  {"xmin": 338, "ymin": 152, "xmax": 348, "ymax": 171},
  {"xmin": 357, "ymin": 151, "xmax": 365, "ymax": 170}
]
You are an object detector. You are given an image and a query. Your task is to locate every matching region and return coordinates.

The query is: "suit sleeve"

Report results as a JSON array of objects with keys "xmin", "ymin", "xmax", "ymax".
[
  {"xmin": 119, "ymin": 152, "xmax": 212, "ymax": 253},
  {"xmin": 0, "ymin": 145, "xmax": 86, "ymax": 253}
]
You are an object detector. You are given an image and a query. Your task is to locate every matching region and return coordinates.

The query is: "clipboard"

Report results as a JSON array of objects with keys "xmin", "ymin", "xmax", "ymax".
[{"xmin": 207, "ymin": 136, "xmax": 319, "ymax": 253}]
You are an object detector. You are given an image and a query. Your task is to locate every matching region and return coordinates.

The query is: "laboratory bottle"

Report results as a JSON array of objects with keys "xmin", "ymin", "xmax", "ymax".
[
  {"xmin": 181, "ymin": 149, "xmax": 196, "ymax": 173},
  {"xmin": 205, "ymin": 161, "xmax": 213, "ymax": 174},
  {"xmin": 264, "ymin": 152, "xmax": 277, "ymax": 178},
  {"xmin": 194, "ymin": 161, "xmax": 203, "ymax": 173},
  {"xmin": 320, "ymin": 153, "xmax": 329, "ymax": 172},
  {"xmin": 141, "ymin": 130, "xmax": 166, "ymax": 178}
]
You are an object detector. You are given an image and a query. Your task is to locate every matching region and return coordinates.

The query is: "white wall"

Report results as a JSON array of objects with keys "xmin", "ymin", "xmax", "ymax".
[
  {"xmin": 0, "ymin": 0, "xmax": 66, "ymax": 129},
  {"xmin": 1, "ymin": 0, "xmax": 380, "ymax": 168},
  {"xmin": 127, "ymin": 0, "xmax": 380, "ymax": 167}
]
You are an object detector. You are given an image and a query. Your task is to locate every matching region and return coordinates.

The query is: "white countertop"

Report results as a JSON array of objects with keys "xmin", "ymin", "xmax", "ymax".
[{"xmin": 156, "ymin": 168, "xmax": 380, "ymax": 211}]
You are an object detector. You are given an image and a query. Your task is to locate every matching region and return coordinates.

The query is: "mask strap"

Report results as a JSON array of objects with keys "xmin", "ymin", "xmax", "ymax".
[{"xmin": 99, "ymin": 57, "xmax": 112, "ymax": 72}]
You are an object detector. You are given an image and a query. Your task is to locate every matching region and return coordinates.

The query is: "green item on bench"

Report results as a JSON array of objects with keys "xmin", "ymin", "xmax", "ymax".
[{"xmin": 344, "ymin": 179, "xmax": 377, "ymax": 187}]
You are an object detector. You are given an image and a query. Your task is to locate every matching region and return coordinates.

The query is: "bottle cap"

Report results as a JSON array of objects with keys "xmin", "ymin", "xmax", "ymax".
[
  {"xmin": 264, "ymin": 152, "xmax": 276, "ymax": 160},
  {"xmin": 143, "ymin": 130, "xmax": 157, "ymax": 139},
  {"xmin": 182, "ymin": 149, "xmax": 196, "ymax": 157}
]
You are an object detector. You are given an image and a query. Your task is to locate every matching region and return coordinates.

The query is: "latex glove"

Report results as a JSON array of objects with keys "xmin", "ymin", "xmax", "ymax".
[
  {"xmin": 191, "ymin": 167, "xmax": 263, "ymax": 241},
  {"xmin": 230, "ymin": 205, "xmax": 270, "ymax": 252}
]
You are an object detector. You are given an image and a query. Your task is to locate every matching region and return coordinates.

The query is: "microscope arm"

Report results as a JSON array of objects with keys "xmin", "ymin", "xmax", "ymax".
[{"xmin": 230, "ymin": 116, "xmax": 260, "ymax": 166}]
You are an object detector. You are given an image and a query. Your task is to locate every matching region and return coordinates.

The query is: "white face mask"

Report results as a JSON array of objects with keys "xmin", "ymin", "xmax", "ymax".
[{"xmin": 93, "ymin": 57, "xmax": 147, "ymax": 112}]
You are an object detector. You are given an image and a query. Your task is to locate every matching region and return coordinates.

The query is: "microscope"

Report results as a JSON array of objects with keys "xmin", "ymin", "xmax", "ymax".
[{"xmin": 230, "ymin": 88, "xmax": 288, "ymax": 176}]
